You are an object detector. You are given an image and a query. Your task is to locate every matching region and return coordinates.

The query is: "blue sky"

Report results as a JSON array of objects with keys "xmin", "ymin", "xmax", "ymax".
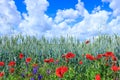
[
  {"xmin": 0, "ymin": 0, "xmax": 120, "ymax": 41},
  {"xmin": 14, "ymin": 0, "xmax": 112, "ymax": 17}
]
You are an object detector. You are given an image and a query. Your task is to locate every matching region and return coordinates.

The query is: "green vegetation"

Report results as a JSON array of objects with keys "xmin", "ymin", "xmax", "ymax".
[{"xmin": 0, "ymin": 34, "xmax": 120, "ymax": 80}]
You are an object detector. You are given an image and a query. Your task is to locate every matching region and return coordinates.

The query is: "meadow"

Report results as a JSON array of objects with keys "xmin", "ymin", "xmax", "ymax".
[{"xmin": 0, "ymin": 34, "xmax": 120, "ymax": 80}]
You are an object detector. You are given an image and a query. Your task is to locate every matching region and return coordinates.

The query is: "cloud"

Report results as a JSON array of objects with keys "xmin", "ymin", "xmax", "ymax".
[
  {"xmin": 92, "ymin": 6, "xmax": 101, "ymax": 13},
  {"xmin": 54, "ymin": 0, "xmax": 87, "ymax": 24},
  {"xmin": 108, "ymin": 16, "xmax": 120, "ymax": 34},
  {"xmin": 49, "ymin": 0, "xmax": 120, "ymax": 40},
  {"xmin": 102, "ymin": 0, "xmax": 120, "ymax": 16},
  {"xmin": 68, "ymin": 10, "xmax": 111, "ymax": 40},
  {"xmin": 54, "ymin": 9, "xmax": 80, "ymax": 24},
  {"xmin": 18, "ymin": 0, "xmax": 53, "ymax": 36},
  {"xmin": 102, "ymin": 0, "xmax": 111, "ymax": 2},
  {"xmin": 0, "ymin": 0, "xmax": 21, "ymax": 35},
  {"xmin": 45, "ymin": 0, "xmax": 111, "ymax": 40},
  {"xmin": 49, "ymin": 0, "xmax": 89, "ymax": 38}
]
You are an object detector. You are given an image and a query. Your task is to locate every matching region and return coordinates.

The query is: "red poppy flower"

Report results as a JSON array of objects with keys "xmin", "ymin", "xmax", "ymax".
[
  {"xmin": 9, "ymin": 68, "xmax": 15, "ymax": 73},
  {"xmin": 85, "ymin": 40, "xmax": 90, "ymax": 44},
  {"xmin": 111, "ymin": 65, "xmax": 119, "ymax": 72},
  {"xmin": 0, "ymin": 62, "xmax": 4, "ymax": 66},
  {"xmin": 96, "ymin": 54, "xmax": 102, "ymax": 60},
  {"xmin": 111, "ymin": 56, "xmax": 117, "ymax": 61},
  {"xmin": 56, "ymin": 66, "xmax": 68, "ymax": 78},
  {"xmin": 49, "ymin": 58, "xmax": 54, "ymax": 62},
  {"xmin": 19, "ymin": 53, "xmax": 24, "ymax": 59},
  {"xmin": 26, "ymin": 57, "xmax": 32, "ymax": 63},
  {"xmin": 86, "ymin": 54, "xmax": 95, "ymax": 60},
  {"xmin": 103, "ymin": 52, "xmax": 114, "ymax": 57},
  {"xmin": 44, "ymin": 59, "xmax": 50, "ymax": 63},
  {"xmin": 8, "ymin": 61, "xmax": 16, "ymax": 67},
  {"xmin": 79, "ymin": 60, "xmax": 83, "ymax": 64},
  {"xmin": 0, "ymin": 72, "xmax": 4, "ymax": 77},
  {"xmin": 44, "ymin": 58, "xmax": 54, "ymax": 63},
  {"xmin": 65, "ymin": 52, "xmax": 75, "ymax": 59},
  {"xmin": 106, "ymin": 52, "xmax": 114, "ymax": 56},
  {"xmin": 95, "ymin": 74, "xmax": 101, "ymax": 80}
]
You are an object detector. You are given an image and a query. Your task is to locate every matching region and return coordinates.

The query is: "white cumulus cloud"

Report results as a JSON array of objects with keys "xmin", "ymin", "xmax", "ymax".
[
  {"xmin": 102, "ymin": 0, "xmax": 120, "ymax": 16},
  {"xmin": 0, "ymin": 0, "xmax": 21, "ymax": 35},
  {"xmin": 19, "ymin": 0, "xmax": 53, "ymax": 36}
]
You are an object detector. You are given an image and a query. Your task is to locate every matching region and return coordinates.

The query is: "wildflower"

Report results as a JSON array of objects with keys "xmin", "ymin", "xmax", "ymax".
[
  {"xmin": 32, "ymin": 67, "xmax": 38, "ymax": 75},
  {"xmin": 19, "ymin": 53, "xmax": 24, "ymax": 59},
  {"xmin": 0, "ymin": 72, "xmax": 4, "ymax": 77},
  {"xmin": 44, "ymin": 59, "xmax": 51, "ymax": 63},
  {"xmin": 30, "ymin": 78, "xmax": 34, "ymax": 80},
  {"xmin": 111, "ymin": 65, "xmax": 119, "ymax": 72},
  {"xmin": 46, "ymin": 69, "xmax": 51, "ymax": 75},
  {"xmin": 0, "ymin": 61, "xmax": 4, "ymax": 66},
  {"xmin": 49, "ymin": 58, "xmax": 54, "ymax": 62},
  {"xmin": 9, "ymin": 68, "xmax": 15, "ymax": 73},
  {"xmin": 21, "ymin": 73, "xmax": 25, "ymax": 78},
  {"xmin": 85, "ymin": 40, "xmax": 90, "ymax": 44},
  {"xmin": 103, "ymin": 52, "xmax": 114, "ymax": 57},
  {"xmin": 56, "ymin": 66, "xmax": 68, "ymax": 78},
  {"xmin": 95, "ymin": 74, "xmax": 101, "ymax": 80},
  {"xmin": 26, "ymin": 57, "xmax": 32, "ymax": 63},
  {"xmin": 111, "ymin": 56, "xmax": 117, "ymax": 61},
  {"xmin": 44, "ymin": 58, "xmax": 54, "ymax": 63},
  {"xmin": 8, "ymin": 61, "xmax": 16, "ymax": 67},
  {"xmin": 38, "ymin": 74, "xmax": 43, "ymax": 80},
  {"xmin": 86, "ymin": 54, "xmax": 95, "ymax": 60},
  {"xmin": 65, "ymin": 52, "xmax": 75, "ymax": 59},
  {"xmin": 96, "ymin": 54, "xmax": 102, "ymax": 60},
  {"xmin": 79, "ymin": 60, "xmax": 83, "ymax": 64}
]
